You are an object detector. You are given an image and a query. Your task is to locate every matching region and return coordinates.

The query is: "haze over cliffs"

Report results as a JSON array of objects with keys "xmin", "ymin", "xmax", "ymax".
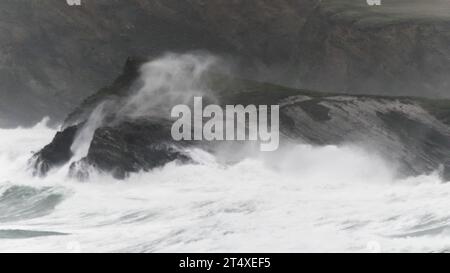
[{"xmin": 0, "ymin": 0, "xmax": 449, "ymax": 126}]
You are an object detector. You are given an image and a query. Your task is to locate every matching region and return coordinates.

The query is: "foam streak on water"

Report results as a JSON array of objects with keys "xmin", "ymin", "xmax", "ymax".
[{"xmin": 1, "ymin": 120, "xmax": 450, "ymax": 253}]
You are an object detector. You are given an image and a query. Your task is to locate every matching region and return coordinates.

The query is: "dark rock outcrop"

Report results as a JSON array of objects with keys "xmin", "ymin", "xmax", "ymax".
[
  {"xmin": 69, "ymin": 119, "xmax": 192, "ymax": 179},
  {"xmin": 63, "ymin": 56, "xmax": 147, "ymax": 128},
  {"xmin": 31, "ymin": 55, "xmax": 450, "ymax": 181},
  {"xmin": 280, "ymin": 95, "xmax": 450, "ymax": 179},
  {"xmin": 31, "ymin": 125, "xmax": 79, "ymax": 176}
]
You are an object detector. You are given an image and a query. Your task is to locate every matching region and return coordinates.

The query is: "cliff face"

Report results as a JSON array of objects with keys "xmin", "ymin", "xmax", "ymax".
[
  {"xmin": 1, "ymin": 0, "xmax": 450, "ymax": 126},
  {"xmin": 296, "ymin": 1, "xmax": 450, "ymax": 98}
]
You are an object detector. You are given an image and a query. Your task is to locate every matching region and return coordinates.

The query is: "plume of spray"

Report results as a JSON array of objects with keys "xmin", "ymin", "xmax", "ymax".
[
  {"xmin": 117, "ymin": 52, "xmax": 221, "ymax": 119},
  {"xmin": 70, "ymin": 102, "xmax": 109, "ymax": 162},
  {"xmin": 69, "ymin": 52, "xmax": 222, "ymax": 161}
]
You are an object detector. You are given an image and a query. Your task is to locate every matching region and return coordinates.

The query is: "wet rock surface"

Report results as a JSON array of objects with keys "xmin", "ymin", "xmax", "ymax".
[
  {"xmin": 31, "ymin": 56, "xmax": 450, "ymax": 180},
  {"xmin": 31, "ymin": 125, "xmax": 79, "ymax": 176},
  {"xmin": 69, "ymin": 119, "xmax": 192, "ymax": 179}
]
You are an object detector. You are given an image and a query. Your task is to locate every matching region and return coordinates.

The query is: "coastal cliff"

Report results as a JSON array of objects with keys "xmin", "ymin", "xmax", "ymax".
[{"xmin": 1, "ymin": 0, "xmax": 449, "ymax": 126}]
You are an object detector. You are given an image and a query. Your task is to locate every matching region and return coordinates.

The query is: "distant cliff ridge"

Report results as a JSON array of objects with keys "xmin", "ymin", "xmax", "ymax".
[{"xmin": 0, "ymin": 0, "xmax": 449, "ymax": 126}]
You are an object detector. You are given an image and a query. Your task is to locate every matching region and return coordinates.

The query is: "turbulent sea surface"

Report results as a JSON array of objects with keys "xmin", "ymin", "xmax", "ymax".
[{"xmin": 2, "ymin": 119, "xmax": 450, "ymax": 253}]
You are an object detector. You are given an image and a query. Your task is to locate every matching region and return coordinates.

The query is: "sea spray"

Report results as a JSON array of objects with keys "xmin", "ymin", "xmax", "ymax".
[{"xmin": 1, "ymin": 121, "xmax": 449, "ymax": 252}]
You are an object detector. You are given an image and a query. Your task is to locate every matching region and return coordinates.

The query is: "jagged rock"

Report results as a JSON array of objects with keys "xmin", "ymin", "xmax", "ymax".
[
  {"xmin": 30, "ymin": 125, "xmax": 79, "ymax": 176},
  {"xmin": 69, "ymin": 119, "xmax": 192, "ymax": 179},
  {"xmin": 280, "ymin": 96, "xmax": 450, "ymax": 177},
  {"xmin": 63, "ymin": 56, "xmax": 147, "ymax": 128}
]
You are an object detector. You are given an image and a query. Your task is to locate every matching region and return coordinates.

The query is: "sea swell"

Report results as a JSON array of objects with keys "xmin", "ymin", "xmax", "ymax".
[{"xmin": 2, "ymin": 121, "xmax": 450, "ymax": 252}]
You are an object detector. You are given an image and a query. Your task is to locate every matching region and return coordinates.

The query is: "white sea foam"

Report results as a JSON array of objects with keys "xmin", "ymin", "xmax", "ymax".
[{"xmin": 1, "ymin": 120, "xmax": 450, "ymax": 253}]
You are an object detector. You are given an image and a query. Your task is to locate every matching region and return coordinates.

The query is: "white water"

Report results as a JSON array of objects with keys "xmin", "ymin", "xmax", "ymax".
[{"xmin": 1, "ymin": 120, "xmax": 450, "ymax": 253}]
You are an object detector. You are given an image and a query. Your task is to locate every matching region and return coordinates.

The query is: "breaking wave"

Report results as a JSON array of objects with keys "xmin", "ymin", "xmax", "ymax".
[{"xmin": 1, "ymin": 119, "xmax": 450, "ymax": 252}]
